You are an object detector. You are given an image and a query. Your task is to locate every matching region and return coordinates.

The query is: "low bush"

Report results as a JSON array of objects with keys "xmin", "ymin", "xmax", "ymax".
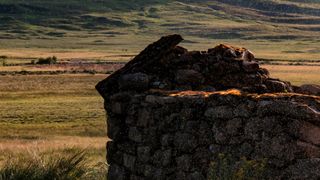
[
  {"xmin": 37, "ymin": 56, "xmax": 58, "ymax": 65},
  {"xmin": 83, "ymin": 69, "xmax": 97, "ymax": 75},
  {"xmin": 1, "ymin": 60, "xmax": 6, "ymax": 66}
]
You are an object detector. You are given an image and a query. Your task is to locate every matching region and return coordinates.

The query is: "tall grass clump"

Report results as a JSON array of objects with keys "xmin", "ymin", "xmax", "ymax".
[{"xmin": 0, "ymin": 148, "xmax": 88, "ymax": 180}]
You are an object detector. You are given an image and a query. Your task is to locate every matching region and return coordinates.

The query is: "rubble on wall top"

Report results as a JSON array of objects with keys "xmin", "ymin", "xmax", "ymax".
[{"xmin": 96, "ymin": 34, "xmax": 296, "ymax": 99}]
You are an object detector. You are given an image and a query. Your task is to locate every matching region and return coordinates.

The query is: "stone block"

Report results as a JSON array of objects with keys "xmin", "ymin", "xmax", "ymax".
[
  {"xmin": 137, "ymin": 146, "xmax": 151, "ymax": 163},
  {"xmin": 123, "ymin": 153, "xmax": 136, "ymax": 171},
  {"xmin": 299, "ymin": 121, "xmax": 320, "ymax": 146},
  {"xmin": 174, "ymin": 132, "xmax": 197, "ymax": 153},
  {"xmin": 242, "ymin": 61, "xmax": 259, "ymax": 72},
  {"xmin": 128, "ymin": 127, "xmax": 143, "ymax": 143},
  {"xmin": 108, "ymin": 164, "xmax": 126, "ymax": 180},
  {"xmin": 205, "ymin": 106, "xmax": 234, "ymax": 119},
  {"xmin": 119, "ymin": 73, "xmax": 149, "ymax": 91},
  {"xmin": 176, "ymin": 155, "xmax": 191, "ymax": 171},
  {"xmin": 175, "ymin": 69, "xmax": 204, "ymax": 85}
]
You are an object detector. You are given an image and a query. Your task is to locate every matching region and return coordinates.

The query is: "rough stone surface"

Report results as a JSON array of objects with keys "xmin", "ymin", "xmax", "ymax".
[
  {"xmin": 118, "ymin": 73, "xmax": 149, "ymax": 91},
  {"xmin": 295, "ymin": 84, "xmax": 320, "ymax": 96},
  {"xmin": 96, "ymin": 35, "xmax": 320, "ymax": 179},
  {"xmin": 102, "ymin": 91, "xmax": 320, "ymax": 179},
  {"xmin": 96, "ymin": 35, "xmax": 295, "ymax": 100}
]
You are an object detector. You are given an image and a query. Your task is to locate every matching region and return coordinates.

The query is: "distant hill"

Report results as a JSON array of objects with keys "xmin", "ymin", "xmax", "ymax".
[{"xmin": 0, "ymin": 0, "xmax": 319, "ymax": 60}]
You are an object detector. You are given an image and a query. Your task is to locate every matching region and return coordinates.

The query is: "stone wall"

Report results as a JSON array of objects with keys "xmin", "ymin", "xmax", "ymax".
[
  {"xmin": 96, "ymin": 35, "xmax": 320, "ymax": 179},
  {"xmin": 105, "ymin": 90, "xmax": 320, "ymax": 180}
]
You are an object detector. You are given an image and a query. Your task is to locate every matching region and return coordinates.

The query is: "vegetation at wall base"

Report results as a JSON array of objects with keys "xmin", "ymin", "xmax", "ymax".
[
  {"xmin": 208, "ymin": 154, "xmax": 267, "ymax": 180},
  {"xmin": 0, "ymin": 148, "xmax": 108, "ymax": 180}
]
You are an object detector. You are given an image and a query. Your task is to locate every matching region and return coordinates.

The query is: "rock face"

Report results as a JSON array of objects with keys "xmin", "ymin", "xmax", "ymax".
[{"xmin": 96, "ymin": 35, "xmax": 320, "ymax": 179}]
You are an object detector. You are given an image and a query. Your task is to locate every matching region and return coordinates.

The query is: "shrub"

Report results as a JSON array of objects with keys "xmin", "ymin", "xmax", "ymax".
[
  {"xmin": 20, "ymin": 69, "xmax": 29, "ymax": 75},
  {"xmin": 37, "ymin": 56, "xmax": 58, "ymax": 65},
  {"xmin": 96, "ymin": 60, "xmax": 103, "ymax": 64},
  {"xmin": 0, "ymin": 149, "xmax": 88, "ymax": 180},
  {"xmin": 84, "ymin": 69, "xmax": 97, "ymax": 75},
  {"xmin": 0, "ymin": 56, "xmax": 8, "ymax": 66},
  {"xmin": 1, "ymin": 60, "xmax": 6, "ymax": 66}
]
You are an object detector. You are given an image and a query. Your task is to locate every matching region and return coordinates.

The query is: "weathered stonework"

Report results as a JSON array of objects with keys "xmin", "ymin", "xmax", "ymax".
[{"xmin": 96, "ymin": 35, "xmax": 320, "ymax": 179}]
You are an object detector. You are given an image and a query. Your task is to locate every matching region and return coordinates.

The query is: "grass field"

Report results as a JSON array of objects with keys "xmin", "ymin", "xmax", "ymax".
[
  {"xmin": 0, "ymin": 74, "xmax": 108, "ymax": 171},
  {"xmin": 263, "ymin": 65, "xmax": 320, "ymax": 85}
]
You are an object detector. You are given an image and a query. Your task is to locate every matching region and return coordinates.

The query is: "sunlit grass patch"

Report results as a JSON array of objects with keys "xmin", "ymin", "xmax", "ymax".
[{"xmin": 263, "ymin": 65, "xmax": 320, "ymax": 85}]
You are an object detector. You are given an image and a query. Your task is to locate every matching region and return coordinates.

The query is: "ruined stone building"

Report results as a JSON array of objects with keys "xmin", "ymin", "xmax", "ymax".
[{"xmin": 96, "ymin": 35, "xmax": 320, "ymax": 180}]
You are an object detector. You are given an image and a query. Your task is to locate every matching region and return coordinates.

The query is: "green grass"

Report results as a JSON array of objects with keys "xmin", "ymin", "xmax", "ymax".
[{"xmin": 0, "ymin": 74, "xmax": 107, "ymax": 137}]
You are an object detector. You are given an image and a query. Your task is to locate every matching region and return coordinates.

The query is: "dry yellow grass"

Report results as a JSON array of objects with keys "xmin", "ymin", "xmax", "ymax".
[
  {"xmin": 0, "ymin": 136, "xmax": 107, "ymax": 154},
  {"xmin": 263, "ymin": 65, "xmax": 320, "ymax": 85},
  {"xmin": 0, "ymin": 64, "xmax": 123, "ymax": 72},
  {"xmin": 0, "ymin": 49, "xmax": 113, "ymax": 59}
]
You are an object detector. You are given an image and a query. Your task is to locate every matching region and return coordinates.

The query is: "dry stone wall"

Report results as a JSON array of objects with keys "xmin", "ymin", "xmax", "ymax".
[
  {"xmin": 105, "ymin": 90, "xmax": 320, "ymax": 180},
  {"xmin": 96, "ymin": 35, "xmax": 320, "ymax": 180}
]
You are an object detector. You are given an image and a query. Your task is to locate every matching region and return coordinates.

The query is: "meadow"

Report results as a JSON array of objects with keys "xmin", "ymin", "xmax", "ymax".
[
  {"xmin": 263, "ymin": 65, "xmax": 320, "ymax": 85},
  {"xmin": 0, "ymin": 74, "xmax": 108, "ymax": 177}
]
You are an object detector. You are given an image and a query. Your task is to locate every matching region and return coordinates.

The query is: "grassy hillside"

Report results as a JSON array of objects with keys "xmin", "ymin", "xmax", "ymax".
[{"xmin": 0, "ymin": 0, "xmax": 319, "ymax": 60}]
